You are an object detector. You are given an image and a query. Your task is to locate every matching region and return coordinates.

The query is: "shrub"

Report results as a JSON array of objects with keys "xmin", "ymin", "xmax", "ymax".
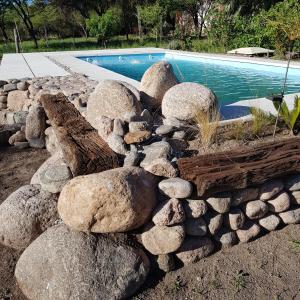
[
  {"xmin": 168, "ymin": 40, "xmax": 183, "ymax": 50},
  {"xmin": 250, "ymin": 107, "xmax": 275, "ymax": 136}
]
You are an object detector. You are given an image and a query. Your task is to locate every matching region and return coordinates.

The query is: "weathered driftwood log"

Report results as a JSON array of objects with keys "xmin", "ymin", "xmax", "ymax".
[
  {"xmin": 178, "ymin": 137, "xmax": 300, "ymax": 196},
  {"xmin": 40, "ymin": 93, "xmax": 119, "ymax": 176}
]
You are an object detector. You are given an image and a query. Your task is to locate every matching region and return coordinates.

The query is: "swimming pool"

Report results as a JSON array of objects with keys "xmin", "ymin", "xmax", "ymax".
[{"xmin": 78, "ymin": 52, "xmax": 300, "ymax": 107}]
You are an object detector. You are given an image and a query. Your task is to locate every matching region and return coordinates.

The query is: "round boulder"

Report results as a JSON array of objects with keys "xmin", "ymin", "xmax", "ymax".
[
  {"xmin": 162, "ymin": 82, "xmax": 217, "ymax": 122},
  {"xmin": 140, "ymin": 61, "xmax": 178, "ymax": 109},
  {"xmin": 0, "ymin": 184, "xmax": 59, "ymax": 250},
  {"xmin": 87, "ymin": 80, "xmax": 141, "ymax": 125},
  {"xmin": 15, "ymin": 224, "xmax": 150, "ymax": 300},
  {"xmin": 58, "ymin": 167, "xmax": 158, "ymax": 233}
]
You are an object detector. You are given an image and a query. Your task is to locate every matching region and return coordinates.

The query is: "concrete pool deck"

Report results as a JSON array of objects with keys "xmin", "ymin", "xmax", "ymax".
[{"xmin": 1, "ymin": 48, "xmax": 300, "ymax": 119}]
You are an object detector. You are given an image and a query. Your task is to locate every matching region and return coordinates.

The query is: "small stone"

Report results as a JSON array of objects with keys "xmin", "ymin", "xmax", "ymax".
[
  {"xmin": 260, "ymin": 180, "xmax": 284, "ymax": 200},
  {"xmin": 232, "ymin": 188, "xmax": 259, "ymax": 206},
  {"xmin": 226, "ymin": 208, "xmax": 246, "ymax": 230},
  {"xmin": 107, "ymin": 133, "xmax": 127, "ymax": 155},
  {"xmin": 129, "ymin": 121, "xmax": 149, "ymax": 133},
  {"xmin": 244, "ymin": 200, "xmax": 268, "ymax": 219},
  {"xmin": 113, "ymin": 118, "xmax": 125, "ymax": 136},
  {"xmin": 291, "ymin": 191, "xmax": 300, "ymax": 205},
  {"xmin": 152, "ymin": 198, "xmax": 185, "ymax": 226},
  {"xmin": 14, "ymin": 141, "xmax": 29, "ymax": 149},
  {"xmin": 140, "ymin": 141, "xmax": 171, "ymax": 167},
  {"xmin": 17, "ymin": 81, "xmax": 29, "ymax": 91},
  {"xmin": 124, "ymin": 131, "xmax": 151, "ymax": 144},
  {"xmin": 155, "ymin": 125, "xmax": 174, "ymax": 136},
  {"xmin": 206, "ymin": 192, "xmax": 231, "ymax": 213},
  {"xmin": 39, "ymin": 165, "xmax": 72, "ymax": 193},
  {"xmin": 93, "ymin": 115, "xmax": 113, "ymax": 141},
  {"xmin": 172, "ymin": 131, "xmax": 186, "ymax": 139},
  {"xmin": 141, "ymin": 109, "xmax": 153, "ymax": 124},
  {"xmin": 0, "ymin": 95, "xmax": 7, "ymax": 103},
  {"xmin": 159, "ymin": 178, "xmax": 193, "ymax": 199},
  {"xmin": 183, "ymin": 199, "xmax": 207, "ymax": 219},
  {"xmin": 123, "ymin": 150, "xmax": 140, "ymax": 167},
  {"xmin": 258, "ymin": 214, "xmax": 281, "ymax": 231},
  {"xmin": 185, "ymin": 217, "xmax": 207, "ymax": 236},
  {"xmin": 3, "ymin": 83, "xmax": 17, "ymax": 93},
  {"xmin": 163, "ymin": 117, "xmax": 186, "ymax": 128},
  {"xmin": 284, "ymin": 174, "xmax": 300, "ymax": 191},
  {"xmin": 279, "ymin": 208, "xmax": 300, "ymax": 224},
  {"xmin": 0, "ymin": 102, "xmax": 7, "ymax": 109},
  {"xmin": 143, "ymin": 158, "xmax": 178, "ymax": 178},
  {"xmin": 204, "ymin": 212, "xmax": 223, "ymax": 235},
  {"xmin": 7, "ymin": 90, "xmax": 29, "ymax": 111},
  {"xmin": 141, "ymin": 224, "xmax": 185, "ymax": 255},
  {"xmin": 236, "ymin": 221, "xmax": 261, "ymax": 243},
  {"xmin": 267, "ymin": 192, "xmax": 290, "ymax": 213},
  {"xmin": 214, "ymin": 228, "xmax": 237, "ymax": 248},
  {"xmin": 8, "ymin": 130, "xmax": 26, "ymax": 145},
  {"xmin": 14, "ymin": 111, "xmax": 28, "ymax": 124},
  {"xmin": 175, "ymin": 237, "xmax": 214, "ymax": 265},
  {"xmin": 156, "ymin": 254, "xmax": 175, "ymax": 273}
]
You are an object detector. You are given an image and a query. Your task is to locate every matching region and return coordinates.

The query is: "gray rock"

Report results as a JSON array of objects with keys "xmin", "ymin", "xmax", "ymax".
[
  {"xmin": 172, "ymin": 130, "xmax": 186, "ymax": 139},
  {"xmin": 140, "ymin": 141, "xmax": 171, "ymax": 167},
  {"xmin": 291, "ymin": 191, "xmax": 300, "ymax": 205},
  {"xmin": 0, "ymin": 95, "xmax": 7, "ymax": 103},
  {"xmin": 279, "ymin": 208, "xmax": 300, "ymax": 224},
  {"xmin": 129, "ymin": 121, "xmax": 149, "ymax": 133},
  {"xmin": 163, "ymin": 117, "xmax": 187, "ymax": 128},
  {"xmin": 13, "ymin": 111, "xmax": 28, "ymax": 124},
  {"xmin": 155, "ymin": 125, "xmax": 174, "ymax": 136},
  {"xmin": 284, "ymin": 174, "xmax": 300, "ymax": 191},
  {"xmin": 17, "ymin": 81, "xmax": 29, "ymax": 91},
  {"xmin": 25, "ymin": 105, "xmax": 46, "ymax": 148},
  {"xmin": 162, "ymin": 82, "xmax": 217, "ymax": 122},
  {"xmin": 156, "ymin": 254, "xmax": 175, "ymax": 273},
  {"xmin": 107, "ymin": 133, "xmax": 127, "ymax": 155},
  {"xmin": 159, "ymin": 178, "xmax": 193, "ymax": 199},
  {"xmin": 232, "ymin": 188, "xmax": 259, "ymax": 206},
  {"xmin": 175, "ymin": 237, "xmax": 214, "ymax": 265},
  {"xmin": 45, "ymin": 126, "xmax": 61, "ymax": 155},
  {"xmin": 258, "ymin": 214, "xmax": 281, "ymax": 231},
  {"xmin": 142, "ymin": 224, "xmax": 185, "ymax": 255},
  {"xmin": 236, "ymin": 221, "xmax": 261, "ymax": 243},
  {"xmin": 152, "ymin": 198, "xmax": 185, "ymax": 226},
  {"xmin": 226, "ymin": 208, "xmax": 246, "ymax": 230},
  {"xmin": 87, "ymin": 80, "xmax": 141, "ymax": 123},
  {"xmin": 204, "ymin": 212, "xmax": 223, "ymax": 235},
  {"xmin": 92, "ymin": 115, "xmax": 113, "ymax": 141},
  {"xmin": 14, "ymin": 141, "xmax": 29, "ymax": 149},
  {"xmin": 214, "ymin": 228, "xmax": 237, "ymax": 248},
  {"xmin": 113, "ymin": 118, "xmax": 125, "ymax": 136},
  {"xmin": 0, "ymin": 184, "xmax": 58, "ymax": 250},
  {"xmin": 260, "ymin": 180, "xmax": 284, "ymax": 200},
  {"xmin": 206, "ymin": 192, "xmax": 231, "ymax": 213},
  {"xmin": 0, "ymin": 80, "xmax": 7, "ymax": 88},
  {"xmin": 267, "ymin": 192, "xmax": 290, "ymax": 213},
  {"xmin": 15, "ymin": 224, "xmax": 150, "ymax": 300},
  {"xmin": 8, "ymin": 130, "xmax": 26, "ymax": 145},
  {"xmin": 123, "ymin": 150, "xmax": 140, "ymax": 167},
  {"xmin": 244, "ymin": 200, "xmax": 268, "ymax": 219},
  {"xmin": 183, "ymin": 199, "xmax": 208, "ymax": 219},
  {"xmin": 143, "ymin": 158, "xmax": 178, "ymax": 178},
  {"xmin": 140, "ymin": 62, "xmax": 178, "ymax": 109},
  {"xmin": 185, "ymin": 217, "xmax": 207, "ymax": 236},
  {"xmin": 39, "ymin": 164, "xmax": 72, "ymax": 193},
  {"xmin": 3, "ymin": 83, "xmax": 17, "ymax": 93}
]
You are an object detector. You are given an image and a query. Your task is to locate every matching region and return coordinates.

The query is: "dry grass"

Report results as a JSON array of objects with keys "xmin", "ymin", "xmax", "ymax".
[
  {"xmin": 194, "ymin": 105, "xmax": 220, "ymax": 148},
  {"xmin": 250, "ymin": 107, "xmax": 276, "ymax": 136}
]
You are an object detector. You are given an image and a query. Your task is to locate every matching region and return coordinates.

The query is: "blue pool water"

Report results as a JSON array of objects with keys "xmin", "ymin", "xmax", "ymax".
[{"xmin": 79, "ymin": 53, "xmax": 300, "ymax": 107}]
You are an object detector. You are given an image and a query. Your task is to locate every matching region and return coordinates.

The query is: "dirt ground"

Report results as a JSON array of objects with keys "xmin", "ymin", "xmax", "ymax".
[
  {"xmin": 0, "ymin": 146, "xmax": 49, "ymax": 300},
  {"xmin": 0, "ymin": 147, "xmax": 300, "ymax": 300}
]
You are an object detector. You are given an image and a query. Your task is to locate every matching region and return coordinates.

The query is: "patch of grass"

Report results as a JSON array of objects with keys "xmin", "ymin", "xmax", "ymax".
[
  {"xmin": 230, "ymin": 120, "xmax": 246, "ymax": 141},
  {"xmin": 291, "ymin": 240, "xmax": 300, "ymax": 251},
  {"xmin": 233, "ymin": 270, "xmax": 249, "ymax": 292},
  {"xmin": 250, "ymin": 107, "xmax": 276, "ymax": 136},
  {"xmin": 209, "ymin": 278, "xmax": 222, "ymax": 290},
  {"xmin": 173, "ymin": 275, "xmax": 186, "ymax": 291},
  {"xmin": 194, "ymin": 105, "xmax": 220, "ymax": 148}
]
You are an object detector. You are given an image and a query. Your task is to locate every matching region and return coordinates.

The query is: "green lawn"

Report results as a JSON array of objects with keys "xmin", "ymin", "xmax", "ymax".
[{"xmin": 0, "ymin": 35, "xmax": 225, "ymax": 58}]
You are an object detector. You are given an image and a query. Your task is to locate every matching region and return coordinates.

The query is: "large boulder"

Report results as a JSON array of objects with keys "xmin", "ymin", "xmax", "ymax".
[
  {"xmin": 87, "ymin": 80, "xmax": 142, "ymax": 125},
  {"xmin": 15, "ymin": 224, "xmax": 150, "ymax": 300},
  {"xmin": 162, "ymin": 82, "xmax": 217, "ymax": 123},
  {"xmin": 58, "ymin": 167, "xmax": 158, "ymax": 233},
  {"xmin": 140, "ymin": 62, "xmax": 178, "ymax": 110},
  {"xmin": 7, "ymin": 90, "xmax": 29, "ymax": 111},
  {"xmin": 25, "ymin": 105, "xmax": 46, "ymax": 148},
  {"xmin": 0, "ymin": 185, "xmax": 59, "ymax": 250}
]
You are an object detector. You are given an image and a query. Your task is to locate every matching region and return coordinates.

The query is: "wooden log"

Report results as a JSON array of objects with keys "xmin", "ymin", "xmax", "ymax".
[
  {"xmin": 40, "ymin": 93, "xmax": 119, "ymax": 176},
  {"xmin": 178, "ymin": 137, "xmax": 300, "ymax": 196}
]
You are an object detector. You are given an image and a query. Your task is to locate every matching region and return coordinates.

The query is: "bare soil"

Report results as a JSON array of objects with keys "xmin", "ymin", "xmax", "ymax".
[
  {"xmin": 0, "ymin": 147, "xmax": 300, "ymax": 300},
  {"xmin": 0, "ymin": 146, "xmax": 49, "ymax": 300}
]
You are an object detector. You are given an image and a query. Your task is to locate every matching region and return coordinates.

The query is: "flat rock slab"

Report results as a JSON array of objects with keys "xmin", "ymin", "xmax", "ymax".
[{"xmin": 40, "ymin": 93, "xmax": 119, "ymax": 176}]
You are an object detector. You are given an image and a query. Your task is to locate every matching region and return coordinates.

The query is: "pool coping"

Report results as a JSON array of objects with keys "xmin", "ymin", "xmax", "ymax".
[{"xmin": 1, "ymin": 47, "xmax": 300, "ymax": 121}]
